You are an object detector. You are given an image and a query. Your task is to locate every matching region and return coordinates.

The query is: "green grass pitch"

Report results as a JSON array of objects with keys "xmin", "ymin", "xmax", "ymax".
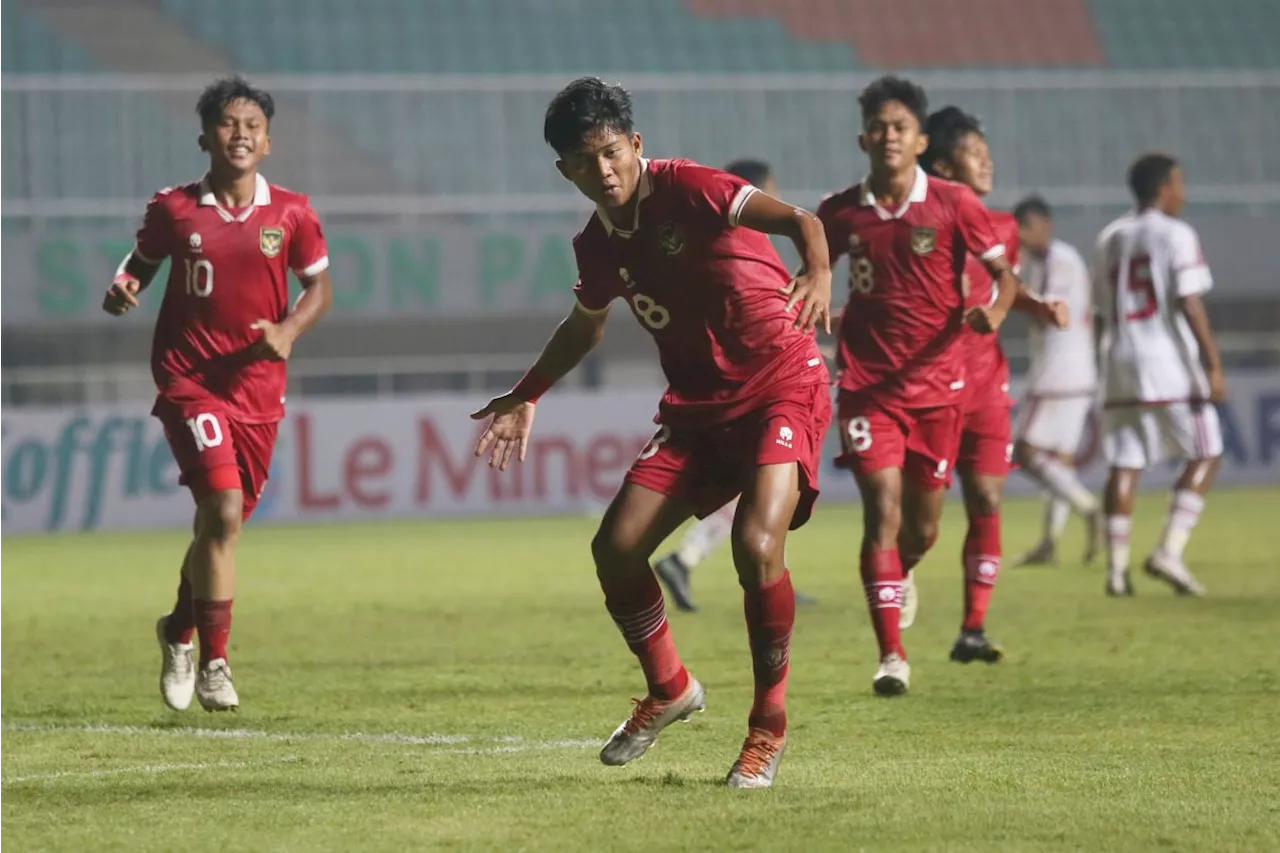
[{"xmin": 3, "ymin": 489, "xmax": 1278, "ymax": 852}]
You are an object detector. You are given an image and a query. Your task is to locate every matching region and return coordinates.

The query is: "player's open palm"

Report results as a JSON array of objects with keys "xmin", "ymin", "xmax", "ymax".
[
  {"xmin": 103, "ymin": 276, "xmax": 141, "ymax": 316},
  {"xmin": 471, "ymin": 393, "xmax": 537, "ymax": 470},
  {"xmin": 781, "ymin": 267, "xmax": 833, "ymax": 334}
]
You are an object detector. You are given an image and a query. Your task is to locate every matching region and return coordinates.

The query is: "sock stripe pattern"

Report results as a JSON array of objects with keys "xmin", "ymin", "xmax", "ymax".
[
  {"xmin": 866, "ymin": 581, "xmax": 904, "ymax": 610},
  {"xmin": 612, "ymin": 598, "xmax": 667, "ymax": 645}
]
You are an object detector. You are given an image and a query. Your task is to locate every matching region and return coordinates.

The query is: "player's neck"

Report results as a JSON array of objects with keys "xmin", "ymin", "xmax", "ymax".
[
  {"xmin": 866, "ymin": 166, "xmax": 916, "ymax": 207},
  {"xmin": 207, "ymin": 168, "xmax": 259, "ymax": 209}
]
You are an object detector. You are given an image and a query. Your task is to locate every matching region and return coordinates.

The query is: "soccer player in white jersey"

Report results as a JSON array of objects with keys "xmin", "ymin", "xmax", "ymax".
[
  {"xmin": 1011, "ymin": 195, "xmax": 1102, "ymax": 566},
  {"xmin": 1094, "ymin": 153, "xmax": 1225, "ymax": 597}
]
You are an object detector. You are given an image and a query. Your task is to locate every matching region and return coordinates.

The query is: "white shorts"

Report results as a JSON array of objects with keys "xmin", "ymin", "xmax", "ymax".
[
  {"xmin": 1014, "ymin": 394, "xmax": 1093, "ymax": 455},
  {"xmin": 1102, "ymin": 402, "xmax": 1223, "ymax": 469}
]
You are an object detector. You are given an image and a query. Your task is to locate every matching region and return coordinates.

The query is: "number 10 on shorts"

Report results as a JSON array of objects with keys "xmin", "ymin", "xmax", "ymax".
[{"xmin": 186, "ymin": 413, "xmax": 224, "ymax": 451}]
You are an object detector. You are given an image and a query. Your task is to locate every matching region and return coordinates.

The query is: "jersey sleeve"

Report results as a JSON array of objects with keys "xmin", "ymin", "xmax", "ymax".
[
  {"xmin": 671, "ymin": 162, "xmax": 757, "ymax": 229},
  {"xmin": 289, "ymin": 201, "xmax": 330, "ymax": 279},
  {"xmin": 1171, "ymin": 223, "xmax": 1212, "ymax": 297},
  {"xmin": 571, "ymin": 232, "xmax": 620, "ymax": 316},
  {"xmin": 954, "ymin": 188, "xmax": 1006, "ymax": 263},
  {"xmin": 133, "ymin": 191, "xmax": 174, "ymax": 265}
]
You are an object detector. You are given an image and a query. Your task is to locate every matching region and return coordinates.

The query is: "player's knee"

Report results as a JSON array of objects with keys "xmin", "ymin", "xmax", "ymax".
[
  {"xmin": 967, "ymin": 483, "xmax": 1002, "ymax": 518},
  {"xmin": 198, "ymin": 491, "xmax": 244, "ymax": 544},
  {"xmin": 864, "ymin": 490, "xmax": 902, "ymax": 544},
  {"xmin": 901, "ymin": 516, "xmax": 939, "ymax": 557},
  {"xmin": 1013, "ymin": 441, "xmax": 1036, "ymax": 468},
  {"xmin": 732, "ymin": 520, "xmax": 785, "ymax": 585},
  {"xmin": 590, "ymin": 522, "xmax": 645, "ymax": 570}
]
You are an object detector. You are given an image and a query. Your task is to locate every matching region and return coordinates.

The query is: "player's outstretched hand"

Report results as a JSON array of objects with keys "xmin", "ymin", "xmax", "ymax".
[
  {"xmin": 1042, "ymin": 299, "xmax": 1070, "ymax": 329},
  {"xmin": 103, "ymin": 276, "xmax": 141, "ymax": 316},
  {"xmin": 471, "ymin": 393, "xmax": 537, "ymax": 470},
  {"xmin": 781, "ymin": 267, "xmax": 833, "ymax": 334},
  {"xmin": 250, "ymin": 319, "xmax": 295, "ymax": 361},
  {"xmin": 964, "ymin": 304, "xmax": 1008, "ymax": 335},
  {"xmin": 1208, "ymin": 368, "xmax": 1228, "ymax": 404}
]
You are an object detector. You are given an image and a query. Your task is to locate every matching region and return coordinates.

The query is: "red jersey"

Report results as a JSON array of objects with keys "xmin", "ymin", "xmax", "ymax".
[
  {"xmin": 962, "ymin": 210, "xmax": 1021, "ymax": 411},
  {"xmin": 818, "ymin": 166, "xmax": 1005, "ymax": 409},
  {"xmin": 573, "ymin": 158, "xmax": 828, "ymax": 428},
  {"xmin": 134, "ymin": 174, "xmax": 329, "ymax": 424}
]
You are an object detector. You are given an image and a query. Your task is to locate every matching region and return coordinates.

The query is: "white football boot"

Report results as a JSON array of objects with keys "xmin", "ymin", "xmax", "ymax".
[
  {"xmin": 873, "ymin": 652, "xmax": 911, "ymax": 696},
  {"xmin": 599, "ymin": 677, "xmax": 705, "ymax": 766},
  {"xmin": 195, "ymin": 658, "xmax": 239, "ymax": 712},
  {"xmin": 725, "ymin": 728, "xmax": 787, "ymax": 789},
  {"xmin": 155, "ymin": 616, "xmax": 195, "ymax": 711},
  {"xmin": 899, "ymin": 572, "xmax": 918, "ymax": 630},
  {"xmin": 1144, "ymin": 552, "xmax": 1206, "ymax": 597}
]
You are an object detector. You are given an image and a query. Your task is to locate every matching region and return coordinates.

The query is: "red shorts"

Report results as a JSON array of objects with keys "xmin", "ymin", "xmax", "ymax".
[
  {"xmin": 834, "ymin": 390, "xmax": 962, "ymax": 491},
  {"xmin": 957, "ymin": 402, "xmax": 1013, "ymax": 477},
  {"xmin": 625, "ymin": 382, "xmax": 832, "ymax": 530},
  {"xmin": 155, "ymin": 400, "xmax": 278, "ymax": 520}
]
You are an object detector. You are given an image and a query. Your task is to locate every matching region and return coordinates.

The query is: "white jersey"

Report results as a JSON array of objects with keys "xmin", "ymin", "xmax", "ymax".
[
  {"xmin": 1093, "ymin": 209, "xmax": 1213, "ymax": 405},
  {"xmin": 1022, "ymin": 238, "xmax": 1097, "ymax": 395}
]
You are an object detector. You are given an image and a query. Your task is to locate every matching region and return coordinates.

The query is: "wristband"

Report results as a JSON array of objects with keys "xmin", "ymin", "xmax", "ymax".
[{"xmin": 512, "ymin": 367, "xmax": 553, "ymax": 404}]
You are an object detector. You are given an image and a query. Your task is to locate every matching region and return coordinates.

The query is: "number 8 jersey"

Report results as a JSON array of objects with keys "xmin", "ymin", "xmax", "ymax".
[
  {"xmin": 1093, "ymin": 208, "xmax": 1213, "ymax": 406},
  {"xmin": 134, "ymin": 174, "xmax": 329, "ymax": 424}
]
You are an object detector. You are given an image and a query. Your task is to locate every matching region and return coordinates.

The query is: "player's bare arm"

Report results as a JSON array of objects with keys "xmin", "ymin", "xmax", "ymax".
[
  {"xmin": 252, "ymin": 268, "xmax": 334, "ymax": 362},
  {"xmin": 102, "ymin": 252, "xmax": 162, "ymax": 316},
  {"xmin": 965, "ymin": 257, "xmax": 1020, "ymax": 333},
  {"xmin": 471, "ymin": 303, "xmax": 608, "ymax": 469},
  {"xmin": 736, "ymin": 191, "xmax": 832, "ymax": 333},
  {"xmin": 1013, "ymin": 285, "xmax": 1069, "ymax": 329},
  {"xmin": 1179, "ymin": 293, "xmax": 1226, "ymax": 402}
]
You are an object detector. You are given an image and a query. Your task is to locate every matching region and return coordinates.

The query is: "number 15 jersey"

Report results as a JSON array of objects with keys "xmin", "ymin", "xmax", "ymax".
[
  {"xmin": 1093, "ymin": 208, "xmax": 1213, "ymax": 406},
  {"xmin": 818, "ymin": 167, "xmax": 1005, "ymax": 409}
]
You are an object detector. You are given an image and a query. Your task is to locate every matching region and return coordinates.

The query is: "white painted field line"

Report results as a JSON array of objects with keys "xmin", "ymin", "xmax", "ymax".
[
  {"xmin": 5, "ymin": 756, "xmax": 300, "ymax": 786},
  {"xmin": 3, "ymin": 722, "xmax": 598, "ymax": 755}
]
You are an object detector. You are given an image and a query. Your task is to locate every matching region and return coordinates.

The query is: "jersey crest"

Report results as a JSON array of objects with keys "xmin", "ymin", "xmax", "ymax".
[
  {"xmin": 910, "ymin": 227, "xmax": 937, "ymax": 256},
  {"xmin": 260, "ymin": 227, "xmax": 284, "ymax": 258},
  {"xmin": 656, "ymin": 221, "xmax": 686, "ymax": 256}
]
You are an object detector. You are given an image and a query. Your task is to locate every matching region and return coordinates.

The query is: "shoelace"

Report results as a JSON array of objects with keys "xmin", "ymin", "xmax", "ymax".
[
  {"xmin": 734, "ymin": 734, "xmax": 781, "ymax": 777},
  {"xmin": 620, "ymin": 696, "xmax": 665, "ymax": 736}
]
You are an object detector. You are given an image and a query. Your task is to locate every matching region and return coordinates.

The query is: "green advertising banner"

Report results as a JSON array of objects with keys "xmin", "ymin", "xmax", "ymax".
[{"xmin": 1, "ymin": 225, "xmax": 587, "ymax": 324}]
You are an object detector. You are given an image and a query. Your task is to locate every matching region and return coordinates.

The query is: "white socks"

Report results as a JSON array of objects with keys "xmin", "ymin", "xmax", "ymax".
[
  {"xmin": 1025, "ymin": 450, "xmax": 1098, "ymax": 515},
  {"xmin": 1107, "ymin": 515, "xmax": 1132, "ymax": 576},
  {"xmin": 1156, "ymin": 490, "xmax": 1205, "ymax": 561},
  {"xmin": 676, "ymin": 499, "xmax": 737, "ymax": 568},
  {"xmin": 1044, "ymin": 497, "xmax": 1071, "ymax": 543}
]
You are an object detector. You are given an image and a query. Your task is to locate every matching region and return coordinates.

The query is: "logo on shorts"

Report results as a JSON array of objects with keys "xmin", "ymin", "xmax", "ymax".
[
  {"xmin": 188, "ymin": 233, "xmax": 203, "ymax": 253},
  {"xmin": 1005, "ymin": 443, "xmax": 1014, "ymax": 462},
  {"xmin": 618, "ymin": 267, "xmax": 633, "ymax": 287},
  {"xmin": 776, "ymin": 425, "xmax": 794, "ymax": 449},
  {"xmin": 656, "ymin": 221, "xmax": 685, "ymax": 255},
  {"xmin": 911, "ymin": 227, "xmax": 937, "ymax": 255},
  {"xmin": 933, "ymin": 459, "xmax": 949, "ymax": 479},
  {"xmin": 260, "ymin": 227, "xmax": 284, "ymax": 258}
]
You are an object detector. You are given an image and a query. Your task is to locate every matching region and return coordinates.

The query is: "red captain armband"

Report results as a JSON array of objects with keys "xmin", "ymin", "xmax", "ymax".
[{"xmin": 512, "ymin": 367, "xmax": 554, "ymax": 404}]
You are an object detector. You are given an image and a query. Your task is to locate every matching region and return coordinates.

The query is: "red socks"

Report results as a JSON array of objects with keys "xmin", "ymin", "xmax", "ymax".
[
  {"xmin": 194, "ymin": 599, "xmax": 234, "ymax": 666},
  {"xmin": 743, "ymin": 570, "xmax": 795, "ymax": 737},
  {"xmin": 163, "ymin": 575, "xmax": 196, "ymax": 645},
  {"xmin": 600, "ymin": 571, "xmax": 689, "ymax": 700},
  {"xmin": 963, "ymin": 513, "xmax": 1001, "ymax": 631},
  {"xmin": 861, "ymin": 546, "xmax": 905, "ymax": 659}
]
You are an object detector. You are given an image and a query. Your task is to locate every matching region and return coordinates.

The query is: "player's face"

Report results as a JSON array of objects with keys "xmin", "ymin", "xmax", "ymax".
[
  {"xmin": 942, "ymin": 132, "xmax": 994, "ymax": 197},
  {"xmin": 1018, "ymin": 213, "xmax": 1053, "ymax": 256},
  {"xmin": 556, "ymin": 129, "xmax": 644, "ymax": 210},
  {"xmin": 201, "ymin": 98, "xmax": 271, "ymax": 174},
  {"xmin": 859, "ymin": 101, "xmax": 927, "ymax": 174}
]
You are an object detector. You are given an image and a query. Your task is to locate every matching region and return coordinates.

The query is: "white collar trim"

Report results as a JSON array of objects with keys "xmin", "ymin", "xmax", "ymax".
[
  {"xmin": 860, "ymin": 165, "xmax": 928, "ymax": 220},
  {"xmin": 199, "ymin": 173, "xmax": 272, "ymax": 222},
  {"xmin": 598, "ymin": 158, "xmax": 651, "ymax": 237}
]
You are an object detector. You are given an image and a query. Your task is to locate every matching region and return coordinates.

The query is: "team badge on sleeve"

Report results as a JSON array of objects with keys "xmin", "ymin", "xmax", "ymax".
[
  {"xmin": 259, "ymin": 227, "xmax": 284, "ymax": 258},
  {"xmin": 910, "ymin": 227, "xmax": 937, "ymax": 256},
  {"xmin": 656, "ymin": 222, "xmax": 686, "ymax": 256}
]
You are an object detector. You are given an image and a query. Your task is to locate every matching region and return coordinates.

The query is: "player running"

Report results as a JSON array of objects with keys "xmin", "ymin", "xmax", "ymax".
[
  {"xmin": 652, "ymin": 158, "xmax": 818, "ymax": 613},
  {"xmin": 918, "ymin": 107, "xmax": 1067, "ymax": 664},
  {"xmin": 103, "ymin": 77, "xmax": 333, "ymax": 712},
  {"xmin": 1011, "ymin": 195, "xmax": 1102, "ymax": 566},
  {"xmin": 1095, "ymin": 152, "xmax": 1224, "ymax": 597},
  {"xmin": 817, "ymin": 77, "xmax": 1020, "ymax": 696},
  {"xmin": 471, "ymin": 78, "xmax": 833, "ymax": 788}
]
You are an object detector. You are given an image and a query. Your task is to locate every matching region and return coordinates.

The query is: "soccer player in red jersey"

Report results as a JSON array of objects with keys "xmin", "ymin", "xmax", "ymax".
[
  {"xmin": 920, "ymin": 106, "xmax": 1068, "ymax": 663},
  {"xmin": 471, "ymin": 78, "xmax": 833, "ymax": 788},
  {"xmin": 817, "ymin": 76, "xmax": 1020, "ymax": 696},
  {"xmin": 102, "ymin": 77, "xmax": 333, "ymax": 712}
]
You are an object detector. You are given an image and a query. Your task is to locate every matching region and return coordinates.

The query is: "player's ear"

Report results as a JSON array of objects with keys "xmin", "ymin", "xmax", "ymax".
[
  {"xmin": 631, "ymin": 133, "xmax": 643, "ymax": 158},
  {"xmin": 857, "ymin": 133, "xmax": 869, "ymax": 154},
  {"xmin": 915, "ymin": 132, "xmax": 928, "ymax": 157},
  {"xmin": 198, "ymin": 133, "xmax": 209, "ymax": 153},
  {"xmin": 554, "ymin": 159, "xmax": 572, "ymax": 182},
  {"xmin": 262, "ymin": 134, "xmax": 271, "ymax": 158}
]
